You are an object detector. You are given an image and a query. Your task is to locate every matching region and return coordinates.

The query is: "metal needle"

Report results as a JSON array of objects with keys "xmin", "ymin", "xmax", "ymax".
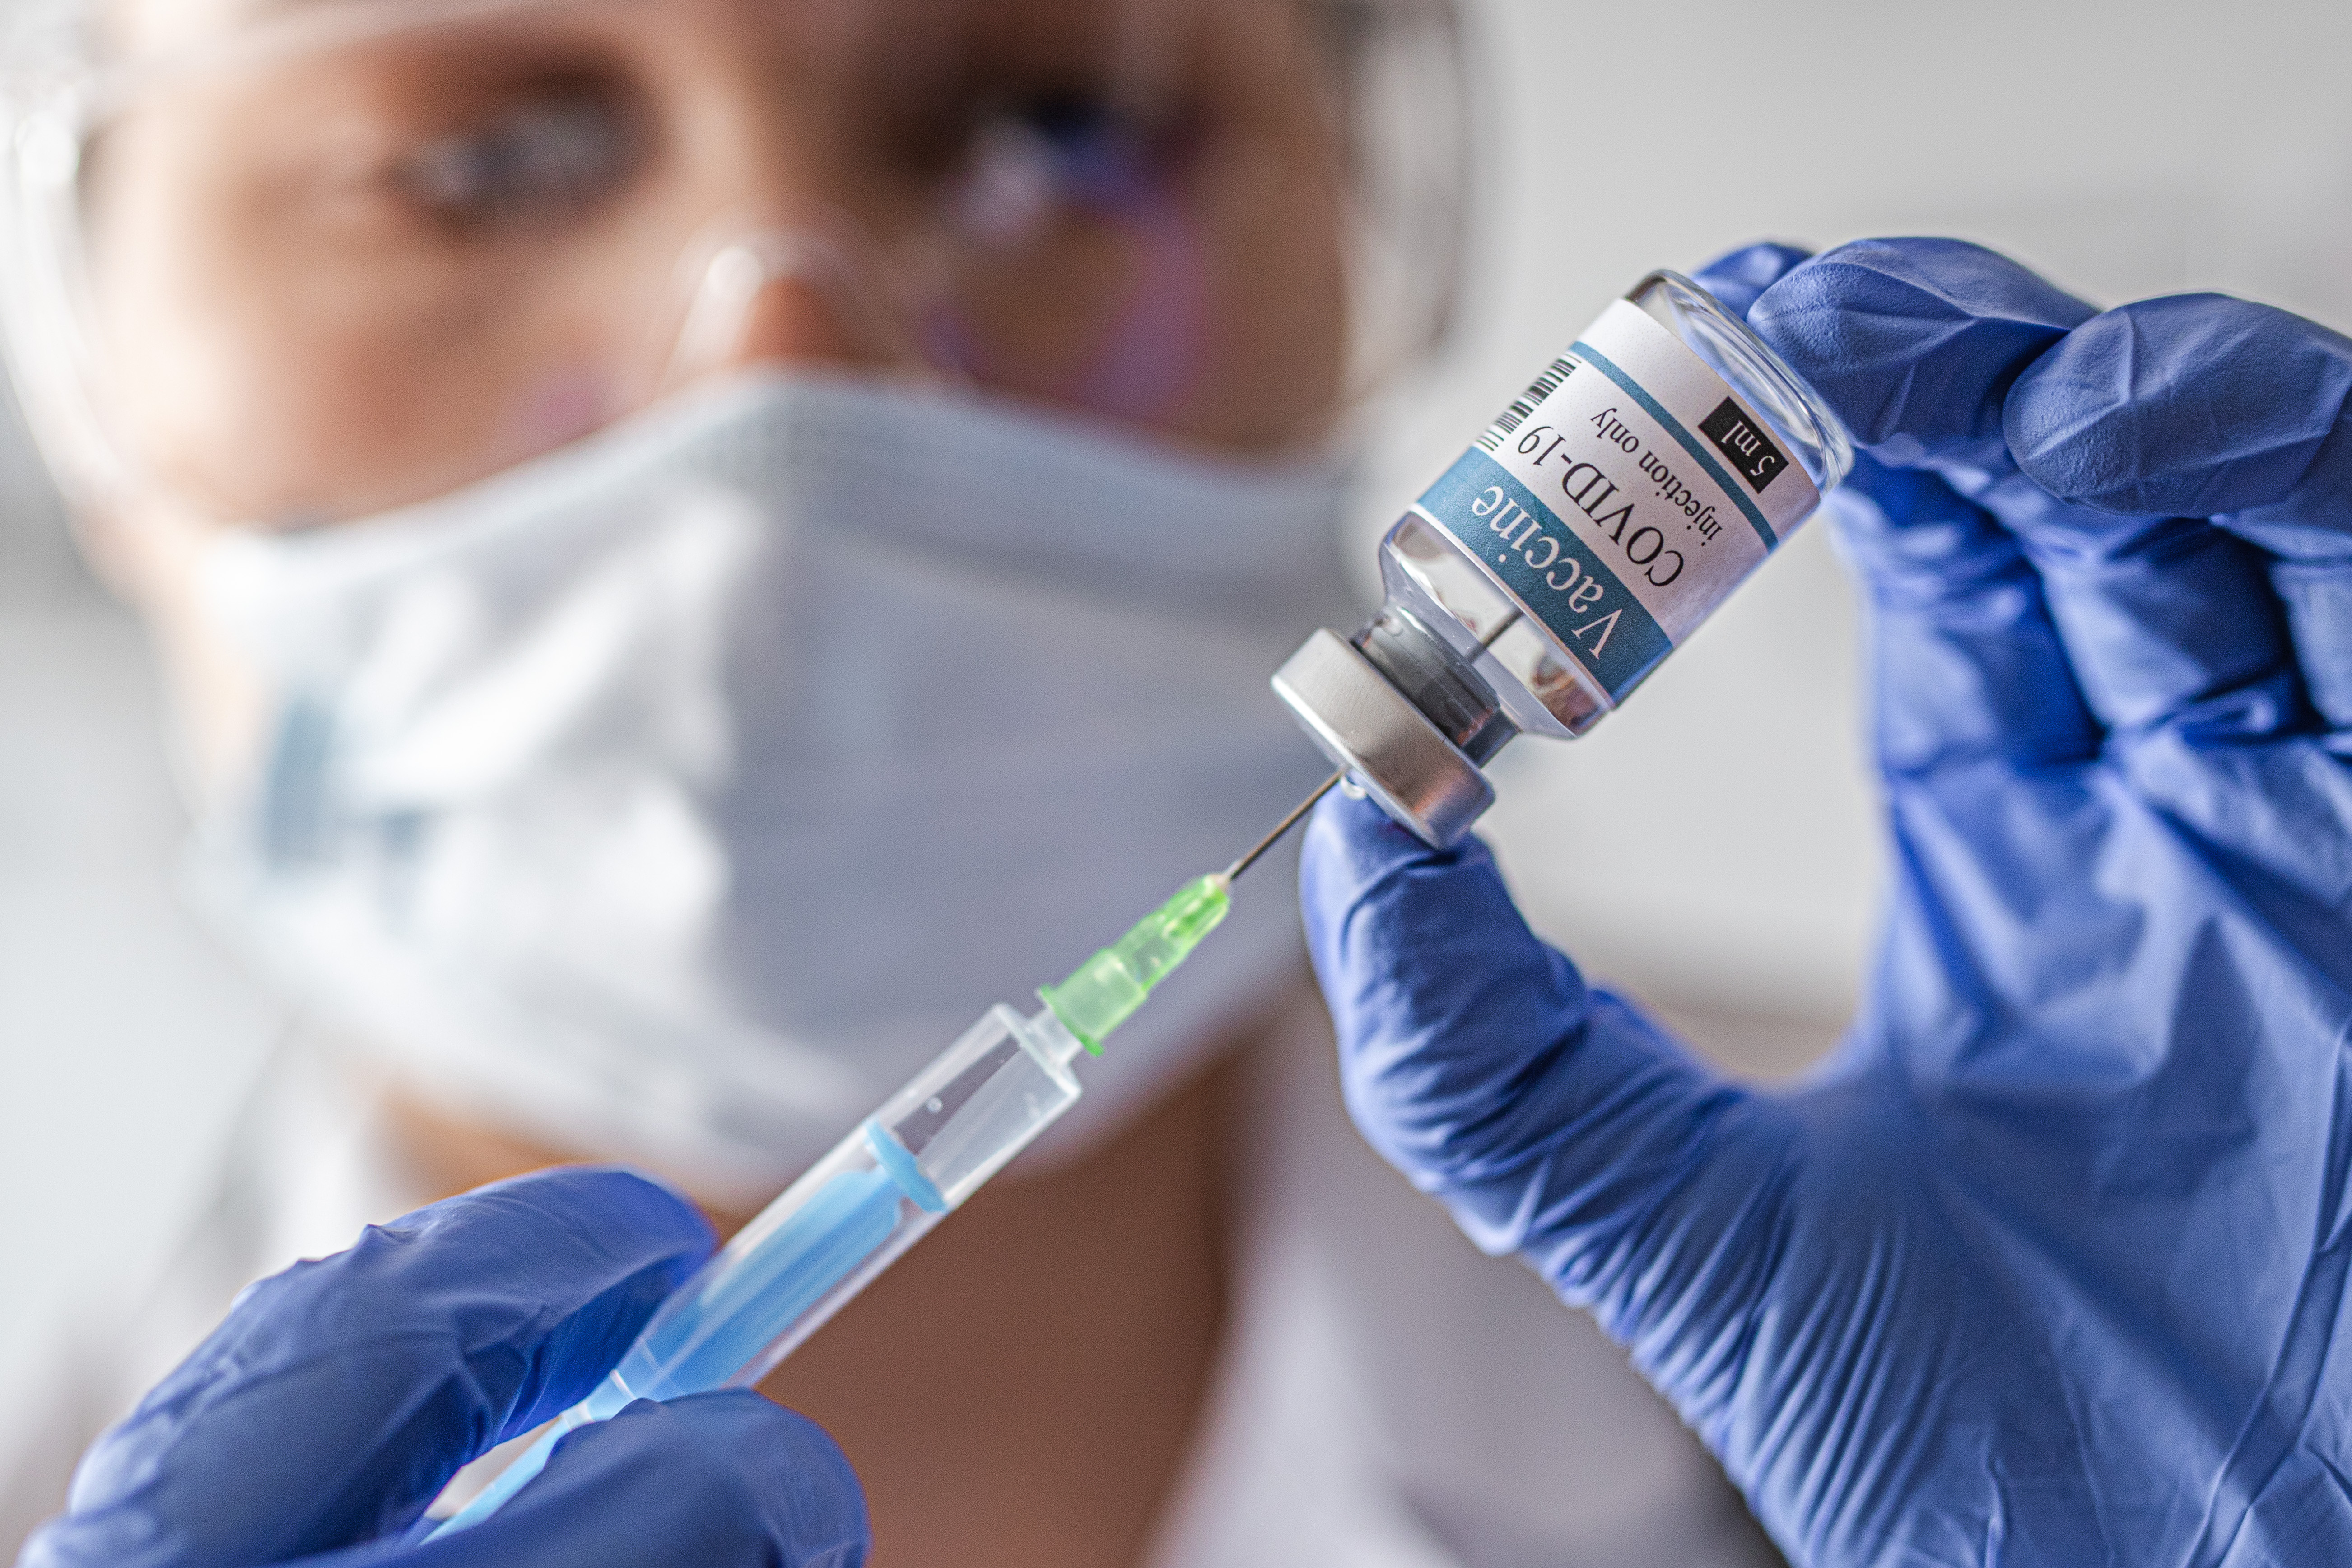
[{"xmin": 1222, "ymin": 770, "xmax": 1345, "ymax": 884}]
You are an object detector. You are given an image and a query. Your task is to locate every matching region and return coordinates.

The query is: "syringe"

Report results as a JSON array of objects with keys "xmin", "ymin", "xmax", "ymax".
[{"xmin": 429, "ymin": 867, "xmax": 1244, "ymax": 1536}]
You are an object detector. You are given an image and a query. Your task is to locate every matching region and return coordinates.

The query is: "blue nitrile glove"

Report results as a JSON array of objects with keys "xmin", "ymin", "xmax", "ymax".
[
  {"xmin": 18, "ymin": 1168, "xmax": 870, "ymax": 1568},
  {"xmin": 1302, "ymin": 237, "xmax": 2352, "ymax": 1568}
]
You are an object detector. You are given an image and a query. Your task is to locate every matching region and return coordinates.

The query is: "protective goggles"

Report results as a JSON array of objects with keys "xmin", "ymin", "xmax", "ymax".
[{"xmin": 0, "ymin": 0, "xmax": 1467, "ymax": 523}]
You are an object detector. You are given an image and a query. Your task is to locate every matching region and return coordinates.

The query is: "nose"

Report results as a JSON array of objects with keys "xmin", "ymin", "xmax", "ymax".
[{"xmin": 662, "ymin": 229, "xmax": 924, "ymax": 389}]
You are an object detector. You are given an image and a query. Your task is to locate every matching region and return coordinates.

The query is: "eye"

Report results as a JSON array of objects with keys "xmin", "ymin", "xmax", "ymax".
[
  {"xmin": 950, "ymin": 95, "xmax": 1178, "ymax": 244},
  {"xmin": 1020, "ymin": 96, "xmax": 1157, "ymax": 191},
  {"xmin": 393, "ymin": 85, "xmax": 647, "ymax": 234}
]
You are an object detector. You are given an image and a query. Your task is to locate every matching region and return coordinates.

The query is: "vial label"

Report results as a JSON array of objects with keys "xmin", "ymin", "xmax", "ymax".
[{"xmin": 1412, "ymin": 300, "xmax": 1821, "ymax": 703}]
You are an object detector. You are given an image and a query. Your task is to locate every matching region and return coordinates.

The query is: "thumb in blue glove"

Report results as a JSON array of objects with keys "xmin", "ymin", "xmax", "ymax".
[
  {"xmin": 1305, "ymin": 238, "xmax": 2352, "ymax": 1567},
  {"xmin": 19, "ymin": 1167, "xmax": 870, "ymax": 1568}
]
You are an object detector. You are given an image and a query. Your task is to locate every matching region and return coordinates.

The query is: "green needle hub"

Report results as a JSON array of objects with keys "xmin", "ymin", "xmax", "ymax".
[{"xmin": 1041, "ymin": 875, "xmax": 1233, "ymax": 1055}]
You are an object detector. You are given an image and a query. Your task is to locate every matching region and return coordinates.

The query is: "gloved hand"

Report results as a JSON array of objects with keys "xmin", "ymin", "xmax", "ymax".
[
  {"xmin": 1303, "ymin": 237, "xmax": 2352, "ymax": 1567},
  {"xmin": 19, "ymin": 1168, "xmax": 870, "ymax": 1568}
]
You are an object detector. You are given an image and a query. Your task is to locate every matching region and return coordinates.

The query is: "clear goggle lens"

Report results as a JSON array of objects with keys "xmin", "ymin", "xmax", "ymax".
[{"xmin": 2, "ymin": 0, "xmax": 1466, "ymax": 522}]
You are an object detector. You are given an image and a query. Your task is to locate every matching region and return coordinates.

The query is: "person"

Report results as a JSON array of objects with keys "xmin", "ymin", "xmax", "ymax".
[
  {"xmin": 0, "ymin": 1, "xmax": 1784, "ymax": 1564},
  {"xmin": 35, "ymin": 236, "xmax": 2352, "ymax": 1568},
  {"xmin": 1301, "ymin": 237, "xmax": 2352, "ymax": 1563}
]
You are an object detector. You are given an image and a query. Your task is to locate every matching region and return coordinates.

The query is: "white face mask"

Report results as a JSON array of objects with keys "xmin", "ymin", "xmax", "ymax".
[{"xmin": 192, "ymin": 371, "xmax": 1353, "ymax": 1209}]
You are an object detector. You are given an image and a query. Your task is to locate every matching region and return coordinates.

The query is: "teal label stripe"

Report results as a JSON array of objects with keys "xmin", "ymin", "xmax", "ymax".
[
  {"xmin": 1417, "ymin": 448, "xmax": 1672, "ymax": 702},
  {"xmin": 1569, "ymin": 340, "xmax": 1779, "ymax": 550}
]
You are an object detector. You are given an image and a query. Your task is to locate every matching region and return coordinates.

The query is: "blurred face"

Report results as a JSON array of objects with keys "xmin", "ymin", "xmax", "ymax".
[{"xmin": 80, "ymin": 0, "xmax": 1355, "ymax": 526}]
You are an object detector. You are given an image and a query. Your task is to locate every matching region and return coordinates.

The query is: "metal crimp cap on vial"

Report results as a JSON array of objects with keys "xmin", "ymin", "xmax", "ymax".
[{"xmin": 1271, "ymin": 628, "xmax": 1495, "ymax": 849}]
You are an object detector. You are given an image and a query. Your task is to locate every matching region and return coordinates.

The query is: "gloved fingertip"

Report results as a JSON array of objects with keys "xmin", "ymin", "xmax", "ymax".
[
  {"xmin": 386, "ymin": 1166, "xmax": 719, "ymax": 1441},
  {"xmin": 1748, "ymin": 237, "xmax": 2095, "ymax": 460},
  {"xmin": 1690, "ymin": 241, "xmax": 1815, "ymax": 321},
  {"xmin": 424, "ymin": 1165, "xmax": 717, "ymax": 1265},
  {"xmin": 1301, "ymin": 786, "xmax": 1471, "ymax": 892},
  {"xmin": 1298, "ymin": 785, "xmax": 1590, "ymax": 1092},
  {"xmin": 2006, "ymin": 294, "xmax": 2352, "ymax": 520},
  {"xmin": 1299, "ymin": 788, "xmax": 1519, "ymax": 955},
  {"xmin": 671, "ymin": 1393, "xmax": 869, "ymax": 1559},
  {"xmin": 438, "ymin": 1394, "xmax": 868, "ymax": 1568}
]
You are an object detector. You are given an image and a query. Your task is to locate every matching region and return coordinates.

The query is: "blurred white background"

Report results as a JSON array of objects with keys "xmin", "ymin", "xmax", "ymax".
[{"xmin": 7, "ymin": 0, "xmax": 2352, "ymax": 1404}]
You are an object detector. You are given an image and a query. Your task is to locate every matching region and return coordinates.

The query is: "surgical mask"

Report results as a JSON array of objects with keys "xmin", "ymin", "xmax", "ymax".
[{"xmin": 190, "ymin": 370, "xmax": 1354, "ymax": 1209}]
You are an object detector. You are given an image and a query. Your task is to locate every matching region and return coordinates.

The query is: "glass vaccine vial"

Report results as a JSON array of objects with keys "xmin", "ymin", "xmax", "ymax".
[{"xmin": 1274, "ymin": 270, "xmax": 1853, "ymax": 845}]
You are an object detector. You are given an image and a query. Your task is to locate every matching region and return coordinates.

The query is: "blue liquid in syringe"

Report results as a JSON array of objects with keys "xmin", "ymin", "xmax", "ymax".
[{"xmin": 612, "ymin": 1122, "xmax": 947, "ymax": 1400}]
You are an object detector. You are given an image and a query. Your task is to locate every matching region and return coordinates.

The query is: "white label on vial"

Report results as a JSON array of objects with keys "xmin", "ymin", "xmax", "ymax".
[{"xmin": 1411, "ymin": 299, "xmax": 1821, "ymax": 703}]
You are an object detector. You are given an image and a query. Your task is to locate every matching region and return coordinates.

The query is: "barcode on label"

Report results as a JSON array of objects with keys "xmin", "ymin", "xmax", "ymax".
[{"xmin": 1477, "ymin": 356, "xmax": 1579, "ymax": 452}]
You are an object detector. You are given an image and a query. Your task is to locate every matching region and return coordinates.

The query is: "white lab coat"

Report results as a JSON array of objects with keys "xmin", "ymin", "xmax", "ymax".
[{"xmin": 0, "ymin": 995, "xmax": 1781, "ymax": 1568}]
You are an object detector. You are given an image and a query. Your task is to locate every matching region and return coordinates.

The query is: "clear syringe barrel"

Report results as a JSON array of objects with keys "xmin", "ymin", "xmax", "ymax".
[
  {"xmin": 430, "ymin": 875, "xmax": 1230, "ymax": 1538},
  {"xmin": 615, "ymin": 1001, "xmax": 1086, "ymax": 1399},
  {"xmin": 430, "ymin": 1001, "xmax": 1089, "ymax": 1536}
]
